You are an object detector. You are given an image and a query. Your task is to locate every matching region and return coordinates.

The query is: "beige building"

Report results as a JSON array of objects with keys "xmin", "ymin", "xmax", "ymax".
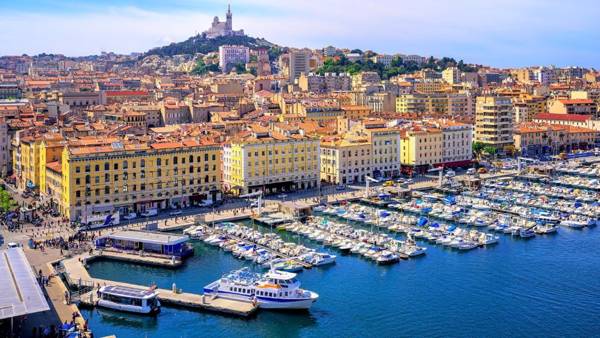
[
  {"xmin": 548, "ymin": 99, "xmax": 598, "ymax": 117},
  {"xmin": 475, "ymin": 96, "xmax": 514, "ymax": 149},
  {"xmin": 320, "ymin": 135, "xmax": 371, "ymax": 185},
  {"xmin": 223, "ymin": 124, "xmax": 320, "ymax": 195},
  {"xmin": 442, "ymin": 67, "xmax": 460, "ymax": 85},
  {"xmin": 288, "ymin": 49, "xmax": 311, "ymax": 81}
]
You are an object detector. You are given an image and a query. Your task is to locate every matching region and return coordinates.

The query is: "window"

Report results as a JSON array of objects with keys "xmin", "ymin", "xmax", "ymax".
[
  {"xmin": 123, "ymin": 161, "xmax": 128, "ymax": 169},
  {"xmin": 141, "ymin": 159, "xmax": 145, "ymax": 168},
  {"xmin": 104, "ymin": 162, "xmax": 109, "ymax": 171},
  {"xmin": 95, "ymin": 164, "xmax": 99, "ymax": 172},
  {"xmin": 75, "ymin": 167, "xmax": 81, "ymax": 173},
  {"xmin": 85, "ymin": 164, "xmax": 90, "ymax": 173},
  {"xmin": 114, "ymin": 163, "xmax": 118, "ymax": 170},
  {"xmin": 157, "ymin": 158, "xmax": 161, "ymax": 166}
]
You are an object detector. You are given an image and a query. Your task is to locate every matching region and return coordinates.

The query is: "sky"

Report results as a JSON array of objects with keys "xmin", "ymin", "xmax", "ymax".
[{"xmin": 1, "ymin": 0, "xmax": 599, "ymax": 68}]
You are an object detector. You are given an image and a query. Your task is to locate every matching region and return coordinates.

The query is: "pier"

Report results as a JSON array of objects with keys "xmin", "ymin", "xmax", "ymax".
[{"xmin": 61, "ymin": 254, "xmax": 258, "ymax": 317}]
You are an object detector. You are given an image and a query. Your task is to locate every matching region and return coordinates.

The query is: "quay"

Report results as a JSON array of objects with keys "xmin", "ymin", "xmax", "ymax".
[{"xmin": 61, "ymin": 254, "xmax": 258, "ymax": 317}]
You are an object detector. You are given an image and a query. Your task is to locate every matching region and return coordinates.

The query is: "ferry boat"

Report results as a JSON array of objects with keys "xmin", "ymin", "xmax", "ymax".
[
  {"xmin": 203, "ymin": 268, "xmax": 319, "ymax": 310},
  {"xmin": 97, "ymin": 285, "xmax": 160, "ymax": 315}
]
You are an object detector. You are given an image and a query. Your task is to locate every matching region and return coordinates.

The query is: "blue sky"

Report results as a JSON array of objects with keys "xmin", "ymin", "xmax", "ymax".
[{"xmin": 1, "ymin": 0, "xmax": 599, "ymax": 68}]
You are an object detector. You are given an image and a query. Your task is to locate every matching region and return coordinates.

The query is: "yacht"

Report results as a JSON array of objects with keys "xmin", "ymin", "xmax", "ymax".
[
  {"xmin": 203, "ymin": 268, "xmax": 319, "ymax": 310},
  {"xmin": 376, "ymin": 251, "xmax": 400, "ymax": 265},
  {"xmin": 97, "ymin": 285, "xmax": 160, "ymax": 315}
]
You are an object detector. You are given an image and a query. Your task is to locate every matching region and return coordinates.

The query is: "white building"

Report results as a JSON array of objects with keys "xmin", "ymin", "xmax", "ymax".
[
  {"xmin": 203, "ymin": 5, "xmax": 245, "ymax": 39},
  {"xmin": 219, "ymin": 45, "xmax": 250, "ymax": 73}
]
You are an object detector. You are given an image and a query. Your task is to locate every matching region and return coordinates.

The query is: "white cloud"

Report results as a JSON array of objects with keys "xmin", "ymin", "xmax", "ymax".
[{"xmin": 1, "ymin": 0, "xmax": 599, "ymax": 67}]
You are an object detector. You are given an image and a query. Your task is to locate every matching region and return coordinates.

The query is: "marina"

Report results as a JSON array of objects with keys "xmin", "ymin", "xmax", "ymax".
[{"xmin": 58, "ymin": 161, "xmax": 600, "ymax": 337}]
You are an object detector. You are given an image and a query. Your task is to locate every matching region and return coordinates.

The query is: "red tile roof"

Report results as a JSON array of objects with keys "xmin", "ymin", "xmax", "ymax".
[
  {"xmin": 558, "ymin": 99, "xmax": 594, "ymax": 105},
  {"xmin": 534, "ymin": 113, "xmax": 592, "ymax": 122},
  {"xmin": 105, "ymin": 90, "xmax": 148, "ymax": 97}
]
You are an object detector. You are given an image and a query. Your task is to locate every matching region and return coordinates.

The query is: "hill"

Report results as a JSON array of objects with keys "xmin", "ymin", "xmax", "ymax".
[{"xmin": 143, "ymin": 34, "xmax": 279, "ymax": 57}]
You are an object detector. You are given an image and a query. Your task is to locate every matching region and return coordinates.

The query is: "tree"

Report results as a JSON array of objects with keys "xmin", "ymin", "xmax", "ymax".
[
  {"xmin": 483, "ymin": 146, "xmax": 498, "ymax": 156},
  {"xmin": 233, "ymin": 62, "xmax": 247, "ymax": 74},
  {"xmin": 191, "ymin": 59, "xmax": 219, "ymax": 75}
]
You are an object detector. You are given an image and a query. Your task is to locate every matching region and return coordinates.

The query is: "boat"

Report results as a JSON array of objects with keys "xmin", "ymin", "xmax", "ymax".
[
  {"xmin": 376, "ymin": 251, "xmax": 400, "ymax": 265},
  {"xmin": 519, "ymin": 228, "xmax": 536, "ymax": 238},
  {"xmin": 560, "ymin": 220, "xmax": 587, "ymax": 229},
  {"xmin": 203, "ymin": 268, "xmax": 319, "ymax": 310},
  {"xmin": 97, "ymin": 285, "xmax": 160, "ymax": 315},
  {"xmin": 299, "ymin": 252, "xmax": 336, "ymax": 266}
]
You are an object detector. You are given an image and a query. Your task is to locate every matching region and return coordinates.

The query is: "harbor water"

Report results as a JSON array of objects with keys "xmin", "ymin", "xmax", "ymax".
[{"xmin": 82, "ymin": 219, "xmax": 600, "ymax": 337}]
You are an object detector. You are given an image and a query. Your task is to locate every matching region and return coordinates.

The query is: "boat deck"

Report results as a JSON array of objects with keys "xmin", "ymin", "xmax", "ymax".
[{"xmin": 63, "ymin": 255, "xmax": 258, "ymax": 317}]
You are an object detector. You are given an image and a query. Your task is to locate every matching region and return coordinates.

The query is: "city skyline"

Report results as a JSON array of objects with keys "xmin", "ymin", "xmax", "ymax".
[{"xmin": 2, "ymin": 0, "xmax": 600, "ymax": 68}]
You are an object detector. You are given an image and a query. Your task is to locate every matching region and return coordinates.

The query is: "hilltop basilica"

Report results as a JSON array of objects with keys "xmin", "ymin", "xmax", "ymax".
[{"xmin": 203, "ymin": 5, "xmax": 245, "ymax": 39}]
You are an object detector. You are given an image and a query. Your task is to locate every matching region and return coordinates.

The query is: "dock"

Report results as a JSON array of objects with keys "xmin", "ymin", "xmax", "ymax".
[
  {"xmin": 90, "ymin": 249, "xmax": 184, "ymax": 268},
  {"xmin": 62, "ymin": 254, "xmax": 258, "ymax": 317}
]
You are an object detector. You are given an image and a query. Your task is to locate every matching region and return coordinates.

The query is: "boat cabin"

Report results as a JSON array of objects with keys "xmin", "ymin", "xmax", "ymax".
[
  {"xmin": 98, "ymin": 285, "xmax": 160, "ymax": 314},
  {"xmin": 94, "ymin": 230, "xmax": 193, "ymax": 257}
]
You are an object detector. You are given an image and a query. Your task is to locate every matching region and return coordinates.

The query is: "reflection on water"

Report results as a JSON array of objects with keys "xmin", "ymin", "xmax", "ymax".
[{"xmin": 85, "ymin": 307, "xmax": 159, "ymax": 329}]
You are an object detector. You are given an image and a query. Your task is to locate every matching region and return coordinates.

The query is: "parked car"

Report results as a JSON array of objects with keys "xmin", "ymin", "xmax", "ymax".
[
  {"xmin": 336, "ymin": 185, "xmax": 346, "ymax": 191},
  {"xmin": 140, "ymin": 209, "xmax": 158, "ymax": 217},
  {"xmin": 477, "ymin": 167, "xmax": 488, "ymax": 174},
  {"xmin": 123, "ymin": 212, "xmax": 137, "ymax": 220},
  {"xmin": 8, "ymin": 242, "xmax": 20, "ymax": 248},
  {"xmin": 445, "ymin": 170, "xmax": 456, "ymax": 178},
  {"xmin": 383, "ymin": 180, "xmax": 395, "ymax": 187},
  {"xmin": 466, "ymin": 168, "xmax": 477, "ymax": 175},
  {"xmin": 169, "ymin": 210, "xmax": 182, "ymax": 216},
  {"xmin": 200, "ymin": 200, "xmax": 214, "ymax": 207}
]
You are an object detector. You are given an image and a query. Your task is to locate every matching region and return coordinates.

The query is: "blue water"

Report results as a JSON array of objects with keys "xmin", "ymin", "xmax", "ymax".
[{"xmin": 82, "ymin": 220, "xmax": 600, "ymax": 338}]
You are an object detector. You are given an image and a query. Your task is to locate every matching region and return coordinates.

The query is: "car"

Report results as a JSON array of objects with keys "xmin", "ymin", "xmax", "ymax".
[
  {"xmin": 250, "ymin": 200, "xmax": 264, "ymax": 208},
  {"xmin": 200, "ymin": 200, "xmax": 214, "ymax": 207},
  {"xmin": 477, "ymin": 167, "xmax": 488, "ymax": 174},
  {"xmin": 466, "ymin": 168, "xmax": 476, "ymax": 175},
  {"xmin": 336, "ymin": 185, "xmax": 346, "ymax": 191},
  {"xmin": 169, "ymin": 210, "xmax": 182, "ymax": 216},
  {"xmin": 140, "ymin": 209, "xmax": 158, "ymax": 217},
  {"xmin": 123, "ymin": 212, "xmax": 137, "ymax": 220},
  {"xmin": 7, "ymin": 242, "xmax": 20, "ymax": 248},
  {"xmin": 444, "ymin": 170, "xmax": 456, "ymax": 178},
  {"xmin": 396, "ymin": 178, "xmax": 405, "ymax": 184},
  {"xmin": 383, "ymin": 180, "xmax": 395, "ymax": 187}
]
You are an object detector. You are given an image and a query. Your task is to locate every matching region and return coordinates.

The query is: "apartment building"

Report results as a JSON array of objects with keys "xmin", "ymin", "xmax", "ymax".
[
  {"xmin": 475, "ymin": 96, "xmax": 514, "ymax": 149},
  {"xmin": 60, "ymin": 139, "xmax": 222, "ymax": 223},
  {"xmin": 223, "ymin": 124, "xmax": 320, "ymax": 195},
  {"xmin": 219, "ymin": 45, "xmax": 250, "ymax": 73},
  {"xmin": 320, "ymin": 135, "xmax": 371, "ymax": 185}
]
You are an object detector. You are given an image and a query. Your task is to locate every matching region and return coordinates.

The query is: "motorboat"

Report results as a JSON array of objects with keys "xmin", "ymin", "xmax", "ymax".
[
  {"xmin": 203, "ymin": 268, "xmax": 319, "ymax": 310},
  {"xmin": 375, "ymin": 251, "xmax": 399, "ymax": 265},
  {"xmin": 97, "ymin": 285, "xmax": 160, "ymax": 315}
]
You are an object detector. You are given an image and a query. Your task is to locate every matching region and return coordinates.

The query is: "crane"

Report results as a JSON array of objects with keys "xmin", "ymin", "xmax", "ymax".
[
  {"xmin": 517, "ymin": 157, "xmax": 538, "ymax": 174},
  {"xmin": 240, "ymin": 191, "xmax": 264, "ymax": 216},
  {"xmin": 427, "ymin": 166, "xmax": 444, "ymax": 188},
  {"xmin": 364, "ymin": 175, "xmax": 379, "ymax": 198}
]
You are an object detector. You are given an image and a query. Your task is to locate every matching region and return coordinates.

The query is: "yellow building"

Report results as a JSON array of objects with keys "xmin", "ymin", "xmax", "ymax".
[
  {"xmin": 514, "ymin": 122, "xmax": 600, "ymax": 155},
  {"xmin": 414, "ymin": 80, "xmax": 446, "ymax": 94},
  {"xmin": 15, "ymin": 133, "xmax": 64, "ymax": 191},
  {"xmin": 61, "ymin": 138, "xmax": 222, "ymax": 223},
  {"xmin": 320, "ymin": 135, "xmax": 371, "ymax": 185},
  {"xmin": 223, "ymin": 124, "xmax": 320, "ymax": 195},
  {"xmin": 400, "ymin": 126, "xmax": 443, "ymax": 174}
]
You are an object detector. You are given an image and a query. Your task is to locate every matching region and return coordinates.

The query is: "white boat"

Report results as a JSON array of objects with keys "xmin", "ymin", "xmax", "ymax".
[
  {"xmin": 376, "ymin": 251, "xmax": 399, "ymax": 264},
  {"xmin": 203, "ymin": 268, "xmax": 319, "ymax": 310},
  {"xmin": 560, "ymin": 220, "xmax": 587, "ymax": 229},
  {"xmin": 97, "ymin": 285, "xmax": 160, "ymax": 315}
]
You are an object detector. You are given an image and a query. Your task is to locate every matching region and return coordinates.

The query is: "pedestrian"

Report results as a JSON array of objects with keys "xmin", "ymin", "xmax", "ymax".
[{"xmin": 64, "ymin": 290, "xmax": 69, "ymax": 305}]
